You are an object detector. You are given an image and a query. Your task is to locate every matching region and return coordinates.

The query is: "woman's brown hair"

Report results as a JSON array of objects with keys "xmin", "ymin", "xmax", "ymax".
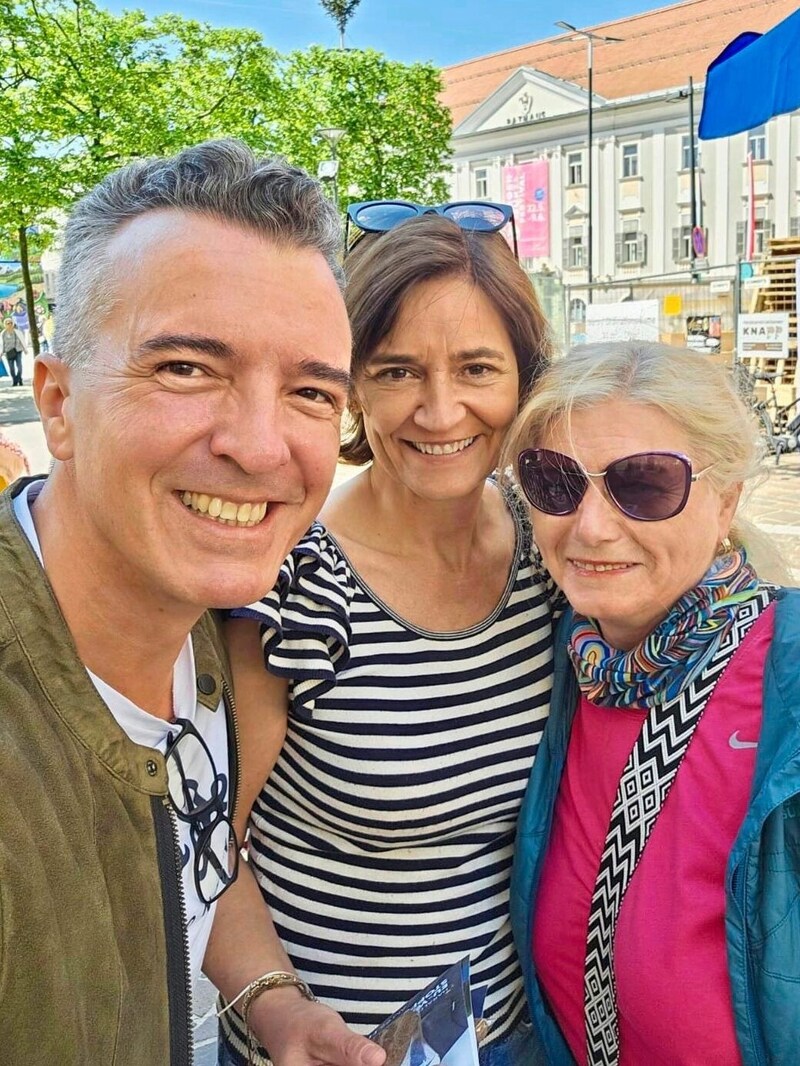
[{"xmin": 341, "ymin": 214, "xmax": 552, "ymax": 465}]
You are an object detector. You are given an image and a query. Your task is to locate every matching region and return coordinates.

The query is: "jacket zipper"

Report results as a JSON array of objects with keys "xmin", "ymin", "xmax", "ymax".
[
  {"xmin": 152, "ymin": 796, "xmax": 194, "ymax": 1066},
  {"xmin": 223, "ymin": 679, "xmax": 242, "ymax": 832},
  {"xmin": 731, "ymin": 852, "xmax": 765, "ymax": 1066}
]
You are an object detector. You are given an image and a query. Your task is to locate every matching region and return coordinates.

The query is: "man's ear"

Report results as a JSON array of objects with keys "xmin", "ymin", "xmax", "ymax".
[{"xmin": 34, "ymin": 355, "xmax": 75, "ymax": 461}]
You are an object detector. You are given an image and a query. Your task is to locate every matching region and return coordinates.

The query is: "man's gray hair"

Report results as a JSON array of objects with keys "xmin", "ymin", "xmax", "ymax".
[{"xmin": 55, "ymin": 139, "xmax": 343, "ymax": 367}]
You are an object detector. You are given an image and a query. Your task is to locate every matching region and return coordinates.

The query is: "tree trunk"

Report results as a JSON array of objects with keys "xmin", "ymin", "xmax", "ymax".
[{"xmin": 17, "ymin": 225, "xmax": 40, "ymax": 357}]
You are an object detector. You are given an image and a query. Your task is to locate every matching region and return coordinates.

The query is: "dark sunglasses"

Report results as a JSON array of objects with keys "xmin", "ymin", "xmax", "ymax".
[
  {"xmin": 165, "ymin": 717, "xmax": 239, "ymax": 905},
  {"xmin": 517, "ymin": 448, "xmax": 714, "ymax": 522},
  {"xmin": 345, "ymin": 199, "xmax": 518, "ymax": 257}
]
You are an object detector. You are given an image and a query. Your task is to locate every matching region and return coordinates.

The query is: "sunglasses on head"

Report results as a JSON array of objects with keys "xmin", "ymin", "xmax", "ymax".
[
  {"xmin": 517, "ymin": 448, "xmax": 714, "ymax": 522},
  {"xmin": 345, "ymin": 199, "xmax": 518, "ymax": 257}
]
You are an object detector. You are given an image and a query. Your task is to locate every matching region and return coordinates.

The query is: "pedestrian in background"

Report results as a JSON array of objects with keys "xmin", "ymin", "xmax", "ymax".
[{"xmin": 2, "ymin": 316, "xmax": 27, "ymax": 386}]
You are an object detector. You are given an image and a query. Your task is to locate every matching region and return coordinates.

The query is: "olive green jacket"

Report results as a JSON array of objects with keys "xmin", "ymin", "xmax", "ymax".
[{"xmin": 0, "ymin": 480, "xmax": 238, "ymax": 1064}]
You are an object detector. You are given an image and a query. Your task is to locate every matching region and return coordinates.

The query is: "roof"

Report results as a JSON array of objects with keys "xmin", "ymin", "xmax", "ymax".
[{"xmin": 441, "ymin": 0, "xmax": 800, "ymax": 128}]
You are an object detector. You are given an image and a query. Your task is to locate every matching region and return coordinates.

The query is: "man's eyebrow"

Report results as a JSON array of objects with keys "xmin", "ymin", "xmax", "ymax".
[
  {"xmin": 138, "ymin": 334, "xmax": 235, "ymax": 360},
  {"xmin": 298, "ymin": 358, "xmax": 351, "ymax": 391}
]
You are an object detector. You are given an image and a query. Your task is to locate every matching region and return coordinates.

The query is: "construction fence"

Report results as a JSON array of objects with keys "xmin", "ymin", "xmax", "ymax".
[{"xmin": 528, "ymin": 242, "xmax": 799, "ymax": 405}]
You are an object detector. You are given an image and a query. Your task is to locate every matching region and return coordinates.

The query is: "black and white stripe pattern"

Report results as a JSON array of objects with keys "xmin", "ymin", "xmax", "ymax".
[
  {"xmin": 222, "ymin": 496, "xmax": 554, "ymax": 1061},
  {"xmin": 583, "ymin": 592, "xmax": 771, "ymax": 1066}
]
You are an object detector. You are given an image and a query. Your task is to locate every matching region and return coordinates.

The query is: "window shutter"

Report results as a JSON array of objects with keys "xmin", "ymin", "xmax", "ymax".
[{"xmin": 735, "ymin": 222, "xmax": 745, "ymax": 257}]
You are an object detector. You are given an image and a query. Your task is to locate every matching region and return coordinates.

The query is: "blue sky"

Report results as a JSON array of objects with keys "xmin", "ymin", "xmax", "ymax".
[{"xmin": 103, "ymin": 0, "xmax": 667, "ymax": 66}]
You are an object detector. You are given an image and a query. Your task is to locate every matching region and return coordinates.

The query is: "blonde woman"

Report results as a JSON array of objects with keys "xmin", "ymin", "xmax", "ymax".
[{"xmin": 506, "ymin": 342, "xmax": 799, "ymax": 1066}]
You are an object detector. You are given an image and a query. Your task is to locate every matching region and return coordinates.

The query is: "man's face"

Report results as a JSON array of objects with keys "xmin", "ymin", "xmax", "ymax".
[{"xmin": 44, "ymin": 210, "xmax": 351, "ymax": 615}]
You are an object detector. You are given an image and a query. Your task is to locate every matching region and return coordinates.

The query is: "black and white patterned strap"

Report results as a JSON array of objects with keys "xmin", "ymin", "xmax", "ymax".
[{"xmin": 583, "ymin": 591, "xmax": 771, "ymax": 1066}]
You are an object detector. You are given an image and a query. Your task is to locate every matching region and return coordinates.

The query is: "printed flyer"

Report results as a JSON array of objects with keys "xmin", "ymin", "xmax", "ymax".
[{"xmin": 369, "ymin": 958, "xmax": 480, "ymax": 1066}]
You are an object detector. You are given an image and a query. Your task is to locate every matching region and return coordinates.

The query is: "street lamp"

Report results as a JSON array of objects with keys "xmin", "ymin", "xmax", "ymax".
[
  {"xmin": 676, "ymin": 78, "xmax": 703, "ymax": 271},
  {"xmin": 555, "ymin": 21, "xmax": 623, "ymax": 302},
  {"xmin": 314, "ymin": 126, "xmax": 346, "ymax": 212}
]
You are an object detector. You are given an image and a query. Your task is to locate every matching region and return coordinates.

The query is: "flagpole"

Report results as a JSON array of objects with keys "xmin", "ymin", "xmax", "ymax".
[{"xmin": 746, "ymin": 151, "xmax": 755, "ymax": 260}]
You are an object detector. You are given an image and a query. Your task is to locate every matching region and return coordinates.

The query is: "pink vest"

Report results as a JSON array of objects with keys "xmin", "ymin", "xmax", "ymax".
[{"xmin": 532, "ymin": 605, "xmax": 775, "ymax": 1066}]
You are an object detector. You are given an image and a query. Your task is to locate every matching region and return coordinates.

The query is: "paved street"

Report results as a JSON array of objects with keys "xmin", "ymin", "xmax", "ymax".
[{"xmin": 1, "ymin": 377, "xmax": 797, "ymax": 1065}]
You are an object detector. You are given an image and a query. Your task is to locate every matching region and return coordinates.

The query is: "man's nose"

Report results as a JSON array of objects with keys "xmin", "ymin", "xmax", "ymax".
[{"xmin": 209, "ymin": 383, "xmax": 291, "ymax": 475}]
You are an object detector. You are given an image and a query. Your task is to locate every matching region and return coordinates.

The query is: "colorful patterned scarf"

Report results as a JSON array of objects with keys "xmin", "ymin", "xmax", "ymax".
[{"xmin": 568, "ymin": 548, "xmax": 764, "ymax": 708}]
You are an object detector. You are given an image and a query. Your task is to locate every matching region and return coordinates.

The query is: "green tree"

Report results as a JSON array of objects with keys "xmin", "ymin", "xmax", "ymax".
[
  {"xmin": 274, "ymin": 46, "xmax": 452, "ymax": 210},
  {"xmin": 319, "ymin": 0, "xmax": 361, "ymax": 49},
  {"xmin": 0, "ymin": 0, "xmax": 279, "ymax": 346}
]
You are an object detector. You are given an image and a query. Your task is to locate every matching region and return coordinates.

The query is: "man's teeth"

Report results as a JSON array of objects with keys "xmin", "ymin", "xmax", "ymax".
[
  {"xmin": 411, "ymin": 436, "xmax": 475, "ymax": 456},
  {"xmin": 180, "ymin": 492, "xmax": 268, "ymax": 527},
  {"xmin": 573, "ymin": 560, "xmax": 632, "ymax": 572}
]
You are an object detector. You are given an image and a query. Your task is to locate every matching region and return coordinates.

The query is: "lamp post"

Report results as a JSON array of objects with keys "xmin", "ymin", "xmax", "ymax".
[
  {"xmin": 555, "ymin": 21, "xmax": 623, "ymax": 303},
  {"xmin": 315, "ymin": 126, "xmax": 346, "ymax": 212},
  {"xmin": 671, "ymin": 78, "xmax": 703, "ymax": 278}
]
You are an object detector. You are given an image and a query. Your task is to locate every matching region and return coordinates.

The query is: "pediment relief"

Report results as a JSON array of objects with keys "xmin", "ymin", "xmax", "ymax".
[{"xmin": 454, "ymin": 67, "xmax": 598, "ymax": 137}]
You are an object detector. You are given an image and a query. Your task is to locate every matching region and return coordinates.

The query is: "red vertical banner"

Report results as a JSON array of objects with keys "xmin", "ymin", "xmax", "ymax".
[{"xmin": 502, "ymin": 161, "xmax": 550, "ymax": 258}]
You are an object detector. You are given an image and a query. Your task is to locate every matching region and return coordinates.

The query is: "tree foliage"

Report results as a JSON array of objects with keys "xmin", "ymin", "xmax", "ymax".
[
  {"xmin": 319, "ymin": 0, "xmax": 361, "ymax": 48},
  {"xmin": 0, "ymin": 0, "xmax": 453, "ymax": 328},
  {"xmin": 274, "ymin": 46, "xmax": 451, "ymax": 204}
]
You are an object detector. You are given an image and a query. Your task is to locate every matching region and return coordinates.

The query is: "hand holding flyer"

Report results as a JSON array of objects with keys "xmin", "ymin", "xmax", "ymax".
[{"xmin": 369, "ymin": 959, "xmax": 480, "ymax": 1066}]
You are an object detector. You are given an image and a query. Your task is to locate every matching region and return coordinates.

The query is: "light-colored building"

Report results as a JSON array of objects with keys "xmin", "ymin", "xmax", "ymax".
[{"xmin": 440, "ymin": 0, "xmax": 800, "ymax": 359}]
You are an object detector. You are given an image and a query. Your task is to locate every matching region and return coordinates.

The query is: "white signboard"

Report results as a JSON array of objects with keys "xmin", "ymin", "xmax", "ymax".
[
  {"xmin": 737, "ymin": 312, "xmax": 790, "ymax": 359},
  {"xmin": 585, "ymin": 300, "xmax": 660, "ymax": 343},
  {"xmin": 709, "ymin": 279, "xmax": 731, "ymax": 294}
]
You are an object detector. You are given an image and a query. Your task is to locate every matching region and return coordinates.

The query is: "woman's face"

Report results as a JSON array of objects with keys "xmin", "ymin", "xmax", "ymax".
[
  {"xmin": 354, "ymin": 275, "xmax": 519, "ymax": 501},
  {"xmin": 530, "ymin": 399, "xmax": 740, "ymax": 649}
]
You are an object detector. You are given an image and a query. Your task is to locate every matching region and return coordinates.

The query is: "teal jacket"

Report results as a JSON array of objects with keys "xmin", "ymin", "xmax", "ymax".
[{"xmin": 510, "ymin": 588, "xmax": 800, "ymax": 1066}]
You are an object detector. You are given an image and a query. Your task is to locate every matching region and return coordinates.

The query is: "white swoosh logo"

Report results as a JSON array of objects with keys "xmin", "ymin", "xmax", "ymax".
[{"xmin": 729, "ymin": 731, "xmax": 758, "ymax": 750}]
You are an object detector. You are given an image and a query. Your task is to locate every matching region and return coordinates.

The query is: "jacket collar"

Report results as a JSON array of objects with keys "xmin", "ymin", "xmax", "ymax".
[{"xmin": 0, "ymin": 479, "xmax": 226, "ymax": 793}]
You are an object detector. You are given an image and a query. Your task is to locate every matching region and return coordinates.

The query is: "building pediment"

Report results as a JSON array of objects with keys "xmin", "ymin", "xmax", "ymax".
[{"xmin": 453, "ymin": 67, "xmax": 599, "ymax": 137}]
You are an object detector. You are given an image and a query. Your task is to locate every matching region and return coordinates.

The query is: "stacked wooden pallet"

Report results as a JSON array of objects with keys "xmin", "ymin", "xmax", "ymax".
[{"xmin": 745, "ymin": 237, "xmax": 798, "ymax": 404}]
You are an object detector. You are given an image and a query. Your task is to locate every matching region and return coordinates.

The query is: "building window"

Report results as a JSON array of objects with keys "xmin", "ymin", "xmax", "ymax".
[
  {"xmin": 563, "ymin": 229, "xmax": 586, "ymax": 269},
  {"xmin": 748, "ymin": 125, "xmax": 767, "ymax": 161},
  {"xmin": 616, "ymin": 229, "xmax": 647, "ymax": 266},
  {"xmin": 473, "ymin": 167, "xmax": 488, "ymax": 199},
  {"xmin": 791, "ymin": 216, "xmax": 800, "ymax": 237},
  {"xmin": 736, "ymin": 217, "xmax": 775, "ymax": 257},
  {"xmin": 672, "ymin": 224, "xmax": 692, "ymax": 262},
  {"xmin": 621, "ymin": 143, "xmax": 639, "ymax": 178},
  {"xmin": 569, "ymin": 297, "xmax": 587, "ymax": 323},
  {"xmin": 681, "ymin": 133, "xmax": 698, "ymax": 171},
  {"xmin": 567, "ymin": 151, "xmax": 584, "ymax": 186}
]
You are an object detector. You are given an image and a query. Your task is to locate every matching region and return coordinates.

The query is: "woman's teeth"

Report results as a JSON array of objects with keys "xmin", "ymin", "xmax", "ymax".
[
  {"xmin": 411, "ymin": 436, "xmax": 475, "ymax": 455},
  {"xmin": 572, "ymin": 560, "xmax": 632, "ymax": 572},
  {"xmin": 180, "ymin": 492, "xmax": 268, "ymax": 527}
]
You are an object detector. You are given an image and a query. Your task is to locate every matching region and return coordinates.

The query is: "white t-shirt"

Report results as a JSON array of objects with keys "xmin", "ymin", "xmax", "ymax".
[{"xmin": 13, "ymin": 481, "xmax": 230, "ymax": 986}]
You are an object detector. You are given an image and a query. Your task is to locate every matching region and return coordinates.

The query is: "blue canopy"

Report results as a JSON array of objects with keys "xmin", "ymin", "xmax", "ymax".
[{"xmin": 699, "ymin": 6, "xmax": 800, "ymax": 139}]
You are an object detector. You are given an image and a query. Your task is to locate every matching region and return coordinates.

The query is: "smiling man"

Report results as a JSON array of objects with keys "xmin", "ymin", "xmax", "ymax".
[{"xmin": 0, "ymin": 140, "xmax": 381, "ymax": 1064}]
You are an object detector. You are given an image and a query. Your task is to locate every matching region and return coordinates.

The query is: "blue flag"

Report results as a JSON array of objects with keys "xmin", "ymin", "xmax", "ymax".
[{"xmin": 699, "ymin": 7, "xmax": 800, "ymax": 140}]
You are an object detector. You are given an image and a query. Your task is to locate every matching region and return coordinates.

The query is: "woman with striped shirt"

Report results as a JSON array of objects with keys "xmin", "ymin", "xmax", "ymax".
[{"xmin": 216, "ymin": 210, "xmax": 555, "ymax": 1066}]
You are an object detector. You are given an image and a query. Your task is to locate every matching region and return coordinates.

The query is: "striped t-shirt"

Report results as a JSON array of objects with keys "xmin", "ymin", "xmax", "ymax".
[{"xmin": 222, "ymin": 487, "xmax": 554, "ymax": 1061}]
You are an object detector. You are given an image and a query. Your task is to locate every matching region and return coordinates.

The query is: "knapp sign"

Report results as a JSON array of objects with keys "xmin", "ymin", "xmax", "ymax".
[{"xmin": 737, "ymin": 312, "xmax": 790, "ymax": 359}]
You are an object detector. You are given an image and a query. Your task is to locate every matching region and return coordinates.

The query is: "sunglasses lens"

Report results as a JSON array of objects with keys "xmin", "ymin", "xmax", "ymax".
[
  {"xmin": 519, "ymin": 449, "xmax": 587, "ymax": 515},
  {"xmin": 353, "ymin": 202, "xmax": 417, "ymax": 231},
  {"xmin": 606, "ymin": 453, "xmax": 690, "ymax": 520},
  {"xmin": 442, "ymin": 202, "xmax": 507, "ymax": 231}
]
